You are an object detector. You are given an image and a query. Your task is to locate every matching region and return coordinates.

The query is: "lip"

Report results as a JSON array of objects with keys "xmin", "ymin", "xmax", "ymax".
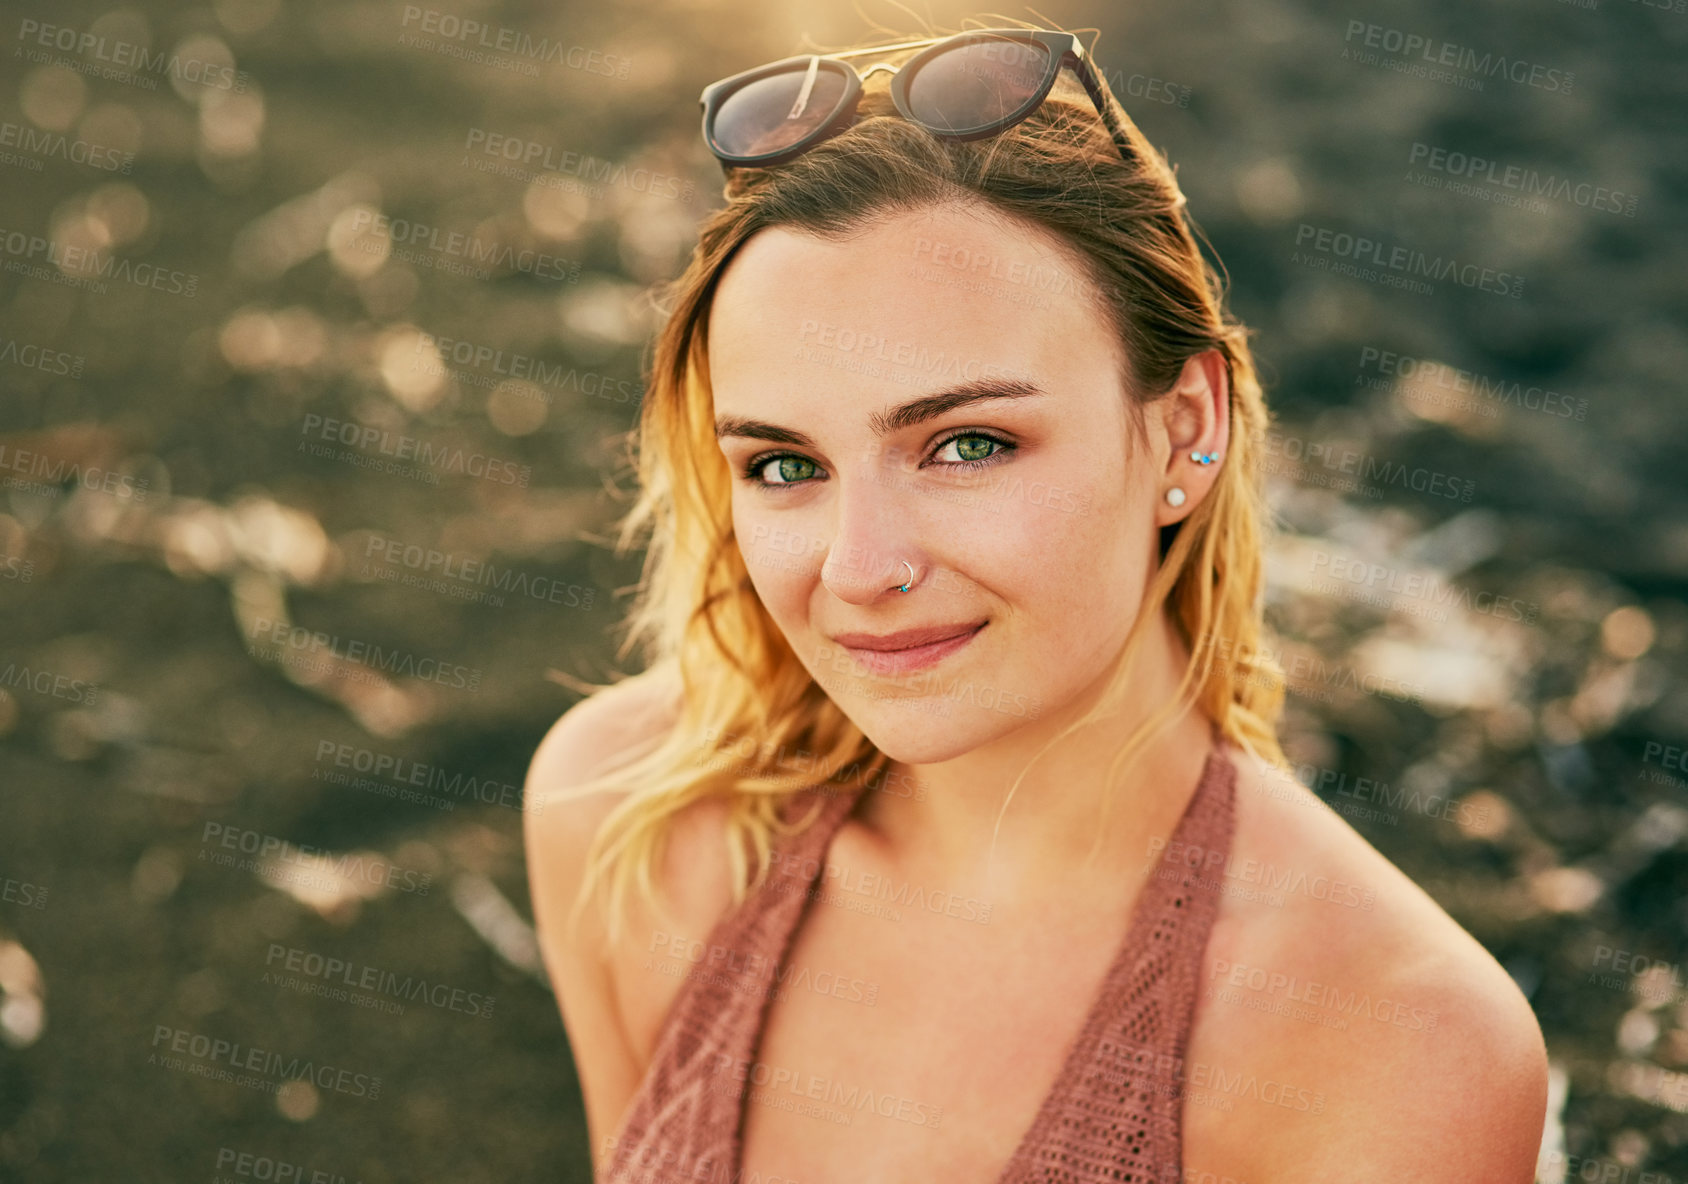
[{"xmin": 829, "ymin": 620, "xmax": 987, "ymax": 676}]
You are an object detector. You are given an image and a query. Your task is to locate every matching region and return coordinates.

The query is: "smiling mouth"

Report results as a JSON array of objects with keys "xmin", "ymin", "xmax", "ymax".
[
  {"xmin": 829, "ymin": 619, "xmax": 989, "ymax": 651},
  {"xmin": 833, "ymin": 621, "xmax": 987, "ymax": 675}
]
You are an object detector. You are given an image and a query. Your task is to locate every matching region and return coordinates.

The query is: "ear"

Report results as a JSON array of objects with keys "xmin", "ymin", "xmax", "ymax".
[{"xmin": 1151, "ymin": 349, "xmax": 1231, "ymax": 526}]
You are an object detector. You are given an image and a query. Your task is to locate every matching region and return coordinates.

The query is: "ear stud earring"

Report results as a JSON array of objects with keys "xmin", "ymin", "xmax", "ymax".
[
  {"xmin": 1190, "ymin": 451, "xmax": 1218, "ymax": 465},
  {"xmin": 1165, "ymin": 487, "xmax": 1186, "ymax": 507}
]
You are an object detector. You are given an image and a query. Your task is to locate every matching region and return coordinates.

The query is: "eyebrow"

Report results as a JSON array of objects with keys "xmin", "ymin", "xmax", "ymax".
[{"xmin": 714, "ymin": 377, "xmax": 1045, "ymax": 447}]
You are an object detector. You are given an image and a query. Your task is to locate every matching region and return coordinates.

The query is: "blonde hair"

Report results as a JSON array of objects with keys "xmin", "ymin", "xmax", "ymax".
[{"xmin": 557, "ymin": 19, "xmax": 1290, "ymax": 948}]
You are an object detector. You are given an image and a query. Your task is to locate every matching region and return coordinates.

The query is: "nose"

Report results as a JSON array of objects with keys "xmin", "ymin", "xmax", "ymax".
[
  {"xmin": 822, "ymin": 543, "xmax": 915, "ymax": 604},
  {"xmin": 819, "ymin": 456, "xmax": 924, "ymax": 605}
]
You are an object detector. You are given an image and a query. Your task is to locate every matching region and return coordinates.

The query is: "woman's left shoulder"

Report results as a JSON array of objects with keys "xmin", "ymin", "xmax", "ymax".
[{"xmin": 1182, "ymin": 742, "xmax": 1550, "ymax": 1182}]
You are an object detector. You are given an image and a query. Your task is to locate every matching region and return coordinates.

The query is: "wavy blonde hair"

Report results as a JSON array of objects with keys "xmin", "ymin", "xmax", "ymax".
[{"xmin": 558, "ymin": 19, "xmax": 1290, "ymax": 947}]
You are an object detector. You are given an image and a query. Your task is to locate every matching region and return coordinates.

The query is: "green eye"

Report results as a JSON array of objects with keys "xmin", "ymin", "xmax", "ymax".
[
  {"xmin": 946, "ymin": 434, "xmax": 1000, "ymax": 463},
  {"xmin": 740, "ymin": 430, "xmax": 1014, "ymax": 491},
  {"xmin": 753, "ymin": 455, "xmax": 819, "ymax": 485}
]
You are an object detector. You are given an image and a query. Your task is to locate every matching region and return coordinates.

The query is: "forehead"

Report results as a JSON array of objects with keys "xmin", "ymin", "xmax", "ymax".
[{"xmin": 706, "ymin": 203, "xmax": 1121, "ymax": 404}]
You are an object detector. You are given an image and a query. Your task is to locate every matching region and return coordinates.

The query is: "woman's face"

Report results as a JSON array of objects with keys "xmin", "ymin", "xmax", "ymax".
[{"xmin": 707, "ymin": 203, "xmax": 1191, "ymax": 764}]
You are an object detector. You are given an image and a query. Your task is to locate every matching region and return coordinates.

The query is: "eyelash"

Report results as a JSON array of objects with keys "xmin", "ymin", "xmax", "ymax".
[{"xmin": 740, "ymin": 430, "xmax": 1016, "ymax": 490}]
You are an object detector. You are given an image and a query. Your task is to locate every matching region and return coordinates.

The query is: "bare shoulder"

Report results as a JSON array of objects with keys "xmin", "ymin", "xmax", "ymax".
[
  {"xmin": 525, "ymin": 660, "xmax": 688, "ymax": 810},
  {"xmin": 1181, "ymin": 741, "xmax": 1549, "ymax": 1184},
  {"xmin": 522, "ymin": 657, "xmax": 743, "ymax": 1062},
  {"xmin": 523, "ymin": 662, "xmax": 692, "ymax": 954}
]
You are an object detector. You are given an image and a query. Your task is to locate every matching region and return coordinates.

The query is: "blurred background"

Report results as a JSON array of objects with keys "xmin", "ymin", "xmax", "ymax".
[{"xmin": 0, "ymin": 0, "xmax": 1684, "ymax": 1179}]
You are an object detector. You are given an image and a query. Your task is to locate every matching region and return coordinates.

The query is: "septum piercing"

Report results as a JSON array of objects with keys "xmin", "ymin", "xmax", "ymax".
[
  {"xmin": 1165, "ymin": 487, "xmax": 1187, "ymax": 507},
  {"xmin": 896, "ymin": 561, "xmax": 914, "ymax": 593}
]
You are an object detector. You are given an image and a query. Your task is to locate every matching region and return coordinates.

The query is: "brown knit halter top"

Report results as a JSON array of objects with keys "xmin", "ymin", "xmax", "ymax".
[{"xmin": 603, "ymin": 733, "xmax": 1238, "ymax": 1184}]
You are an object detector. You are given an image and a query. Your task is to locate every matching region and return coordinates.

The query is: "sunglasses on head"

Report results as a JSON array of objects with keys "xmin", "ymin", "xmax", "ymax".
[{"xmin": 698, "ymin": 28, "xmax": 1136, "ymax": 171}]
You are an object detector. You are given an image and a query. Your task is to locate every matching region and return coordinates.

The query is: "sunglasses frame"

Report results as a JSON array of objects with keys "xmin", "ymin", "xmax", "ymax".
[{"xmin": 698, "ymin": 28, "xmax": 1136, "ymax": 172}]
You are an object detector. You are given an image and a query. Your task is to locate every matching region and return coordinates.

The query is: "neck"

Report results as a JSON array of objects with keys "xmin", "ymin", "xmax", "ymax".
[{"xmin": 855, "ymin": 610, "xmax": 1216, "ymax": 904}]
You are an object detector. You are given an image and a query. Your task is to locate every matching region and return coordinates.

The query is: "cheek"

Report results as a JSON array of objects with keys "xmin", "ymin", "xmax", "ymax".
[
  {"xmin": 734, "ymin": 505, "xmax": 820, "ymax": 607},
  {"xmin": 991, "ymin": 480, "xmax": 1155, "ymax": 648}
]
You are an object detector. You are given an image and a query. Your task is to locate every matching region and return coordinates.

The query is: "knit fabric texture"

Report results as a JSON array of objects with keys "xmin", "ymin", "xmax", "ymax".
[{"xmin": 603, "ymin": 733, "xmax": 1238, "ymax": 1184}]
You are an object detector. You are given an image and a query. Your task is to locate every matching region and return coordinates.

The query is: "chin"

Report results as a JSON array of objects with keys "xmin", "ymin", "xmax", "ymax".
[{"xmin": 837, "ymin": 693, "xmax": 1015, "ymax": 765}]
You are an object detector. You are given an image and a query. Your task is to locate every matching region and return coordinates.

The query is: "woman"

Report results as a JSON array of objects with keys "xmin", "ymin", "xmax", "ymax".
[{"xmin": 524, "ymin": 21, "xmax": 1549, "ymax": 1184}]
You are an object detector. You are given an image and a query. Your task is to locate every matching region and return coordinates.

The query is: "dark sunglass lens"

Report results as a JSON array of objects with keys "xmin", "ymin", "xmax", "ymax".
[
  {"xmin": 903, "ymin": 37, "xmax": 1050, "ymax": 134},
  {"xmin": 711, "ymin": 63, "xmax": 851, "ymax": 158}
]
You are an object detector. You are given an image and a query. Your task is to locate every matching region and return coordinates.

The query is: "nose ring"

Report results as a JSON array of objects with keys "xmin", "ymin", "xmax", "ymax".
[{"xmin": 896, "ymin": 561, "xmax": 914, "ymax": 593}]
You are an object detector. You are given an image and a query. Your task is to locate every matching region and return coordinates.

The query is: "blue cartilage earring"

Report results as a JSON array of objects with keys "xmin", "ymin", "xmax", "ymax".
[
  {"xmin": 897, "ymin": 561, "xmax": 914, "ymax": 593},
  {"xmin": 1190, "ymin": 450, "xmax": 1218, "ymax": 465}
]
